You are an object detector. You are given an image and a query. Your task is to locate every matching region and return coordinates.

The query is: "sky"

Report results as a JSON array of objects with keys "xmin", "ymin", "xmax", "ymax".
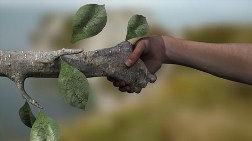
[
  {"xmin": 1, "ymin": 0, "xmax": 252, "ymax": 50},
  {"xmin": 1, "ymin": 0, "xmax": 252, "ymax": 31}
]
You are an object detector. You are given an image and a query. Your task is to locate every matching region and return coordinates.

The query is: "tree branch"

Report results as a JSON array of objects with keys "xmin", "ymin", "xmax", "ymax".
[{"xmin": 0, "ymin": 41, "xmax": 155, "ymax": 108}]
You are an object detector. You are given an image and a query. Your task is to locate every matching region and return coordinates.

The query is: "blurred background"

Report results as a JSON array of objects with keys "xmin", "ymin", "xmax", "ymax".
[{"xmin": 1, "ymin": 0, "xmax": 252, "ymax": 141}]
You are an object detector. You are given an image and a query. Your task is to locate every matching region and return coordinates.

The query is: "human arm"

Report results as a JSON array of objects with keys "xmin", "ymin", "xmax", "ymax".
[
  {"xmin": 108, "ymin": 35, "xmax": 252, "ymax": 93},
  {"xmin": 163, "ymin": 36, "xmax": 252, "ymax": 85}
]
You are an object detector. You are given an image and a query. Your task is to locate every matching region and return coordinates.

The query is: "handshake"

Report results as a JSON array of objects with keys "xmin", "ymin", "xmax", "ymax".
[{"xmin": 108, "ymin": 35, "xmax": 252, "ymax": 92}]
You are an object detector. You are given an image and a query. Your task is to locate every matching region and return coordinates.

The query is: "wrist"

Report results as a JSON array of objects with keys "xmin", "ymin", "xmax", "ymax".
[{"xmin": 161, "ymin": 35, "xmax": 181, "ymax": 64}]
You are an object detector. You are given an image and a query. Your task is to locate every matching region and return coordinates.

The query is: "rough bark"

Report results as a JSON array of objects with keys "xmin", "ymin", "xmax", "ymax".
[{"xmin": 0, "ymin": 41, "xmax": 155, "ymax": 108}]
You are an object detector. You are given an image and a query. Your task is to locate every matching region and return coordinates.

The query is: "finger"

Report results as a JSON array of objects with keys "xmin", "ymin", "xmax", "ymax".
[
  {"xmin": 125, "ymin": 86, "xmax": 131, "ymax": 92},
  {"xmin": 119, "ymin": 81, "xmax": 126, "ymax": 87},
  {"xmin": 131, "ymin": 86, "xmax": 142, "ymax": 93},
  {"xmin": 125, "ymin": 41, "xmax": 146, "ymax": 67},
  {"xmin": 126, "ymin": 87, "xmax": 135, "ymax": 93},
  {"xmin": 127, "ymin": 90, "xmax": 134, "ymax": 93},
  {"xmin": 107, "ymin": 76, "xmax": 115, "ymax": 82},
  {"xmin": 113, "ymin": 81, "xmax": 120, "ymax": 87},
  {"xmin": 135, "ymin": 89, "xmax": 142, "ymax": 93},
  {"xmin": 149, "ymin": 74, "xmax": 157, "ymax": 83},
  {"xmin": 119, "ymin": 86, "xmax": 127, "ymax": 92}
]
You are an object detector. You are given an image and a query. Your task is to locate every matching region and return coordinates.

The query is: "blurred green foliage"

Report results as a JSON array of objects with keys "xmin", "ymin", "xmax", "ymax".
[{"xmin": 184, "ymin": 24, "xmax": 252, "ymax": 43}]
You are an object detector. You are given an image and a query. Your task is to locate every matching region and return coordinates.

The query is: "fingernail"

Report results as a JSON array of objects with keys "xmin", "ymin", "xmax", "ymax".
[
  {"xmin": 125, "ymin": 59, "xmax": 133, "ymax": 67},
  {"xmin": 150, "ymin": 75, "xmax": 157, "ymax": 83}
]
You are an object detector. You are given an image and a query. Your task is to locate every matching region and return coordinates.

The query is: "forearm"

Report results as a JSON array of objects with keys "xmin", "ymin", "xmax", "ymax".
[{"xmin": 162, "ymin": 36, "xmax": 252, "ymax": 85}]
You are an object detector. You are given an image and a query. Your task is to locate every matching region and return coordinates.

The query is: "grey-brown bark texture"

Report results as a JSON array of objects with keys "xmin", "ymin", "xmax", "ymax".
[{"xmin": 0, "ymin": 41, "xmax": 155, "ymax": 108}]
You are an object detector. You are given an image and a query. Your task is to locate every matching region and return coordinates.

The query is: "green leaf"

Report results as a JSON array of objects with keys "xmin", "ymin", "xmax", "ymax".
[
  {"xmin": 71, "ymin": 4, "xmax": 107, "ymax": 43},
  {"xmin": 30, "ymin": 112, "xmax": 60, "ymax": 141},
  {"xmin": 19, "ymin": 101, "xmax": 36, "ymax": 128},
  {"xmin": 58, "ymin": 60, "xmax": 89, "ymax": 110},
  {"xmin": 126, "ymin": 14, "xmax": 149, "ymax": 40}
]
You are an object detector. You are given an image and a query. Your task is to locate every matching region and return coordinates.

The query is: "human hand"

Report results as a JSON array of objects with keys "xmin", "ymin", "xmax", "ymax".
[{"xmin": 107, "ymin": 36, "xmax": 167, "ymax": 93}]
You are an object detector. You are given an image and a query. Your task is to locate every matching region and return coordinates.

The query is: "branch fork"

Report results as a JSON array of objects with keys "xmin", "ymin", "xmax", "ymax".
[{"xmin": 0, "ymin": 41, "xmax": 155, "ymax": 108}]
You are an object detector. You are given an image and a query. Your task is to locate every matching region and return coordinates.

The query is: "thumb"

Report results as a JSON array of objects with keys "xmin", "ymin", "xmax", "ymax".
[{"xmin": 125, "ymin": 41, "xmax": 146, "ymax": 67}]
